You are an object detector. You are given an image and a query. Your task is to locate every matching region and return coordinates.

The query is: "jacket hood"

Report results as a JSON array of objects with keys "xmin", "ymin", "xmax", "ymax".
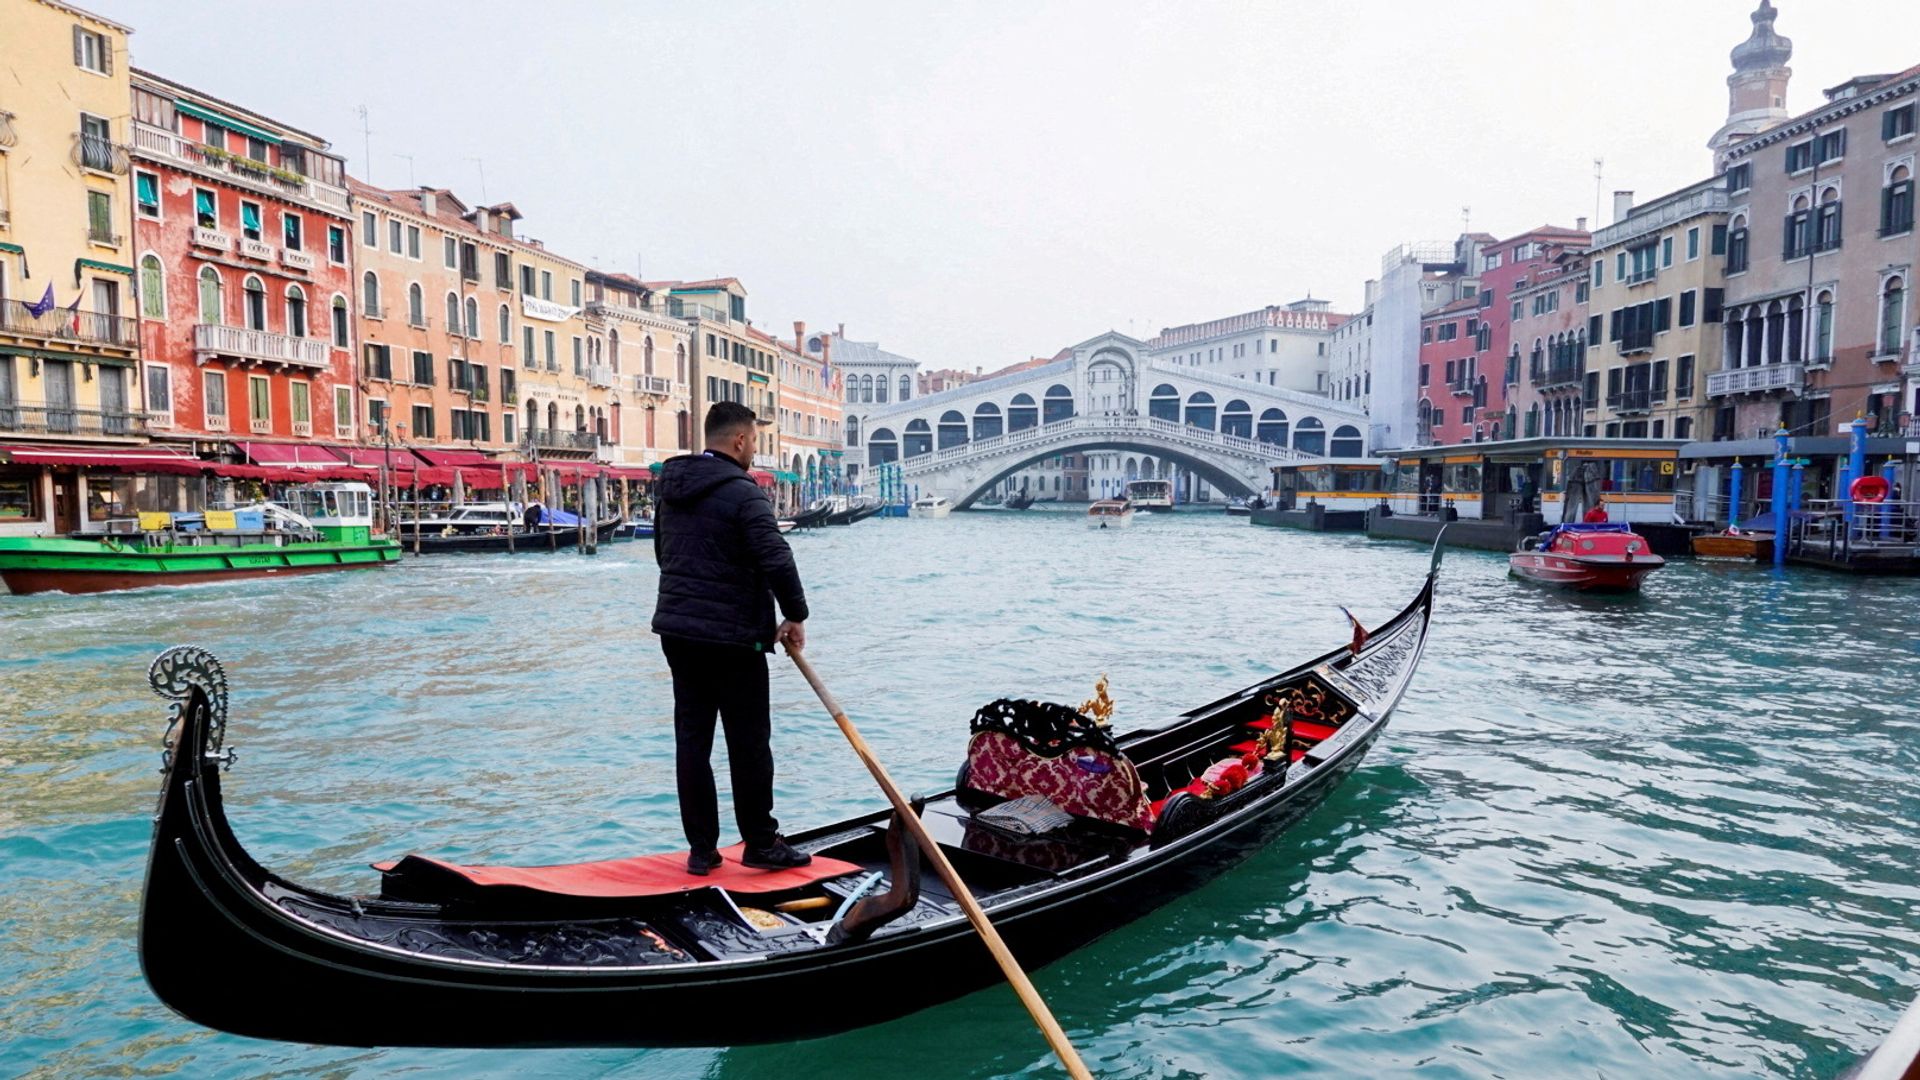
[{"xmin": 659, "ymin": 453, "xmax": 749, "ymax": 506}]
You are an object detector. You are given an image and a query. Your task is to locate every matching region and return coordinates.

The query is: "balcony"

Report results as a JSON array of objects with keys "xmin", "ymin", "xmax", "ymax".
[
  {"xmin": 191, "ymin": 226, "xmax": 232, "ymax": 251},
  {"xmin": 531, "ymin": 428, "xmax": 600, "ymax": 452},
  {"xmin": 636, "ymin": 374, "xmax": 673, "ymax": 396},
  {"xmin": 131, "ymin": 121, "xmax": 350, "ymax": 213},
  {"xmin": 1626, "ymin": 268, "xmax": 1658, "ymax": 286},
  {"xmin": 1530, "ymin": 362, "xmax": 1584, "ymax": 390},
  {"xmin": 1707, "ymin": 362, "xmax": 1806, "ymax": 398},
  {"xmin": 72, "ymin": 131, "xmax": 129, "ymax": 175},
  {"xmin": 0, "ymin": 401, "xmax": 148, "ymax": 439},
  {"xmin": 667, "ymin": 297, "xmax": 732, "ymax": 323},
  {"xmin": 0, "ymin": 110, "xmax": 17, "ymax": 149},
  {"xmin": 86, "ymin": 225, "xmax": 122, "ymax": 248},
  {"xmin": 238, "ymin": 237, "xmax": 275, "ymax": 262},
  {"xmin": 281, "ymin": 248, "xmax": 315, "ymax": 272},
  {"xmin": 1606, "ymin": 388, "xmax": 1652, "ymax": 415},
  {"xmin": 0, "ymin": 299, "xmax": 136, "ymax": 349},
  {"xmin": 193, "ymin": 323, "xmax": 330, "ymax": 369},
  {"xmin": 291, "ymin": 420, "xmax": 312, "ymax": 437},
  {"xmin": 205, "ymin": 412, "xmax": 229, "ymax": 433}
]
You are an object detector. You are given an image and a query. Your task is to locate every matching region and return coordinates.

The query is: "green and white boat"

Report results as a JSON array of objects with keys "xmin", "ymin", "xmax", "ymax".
[{"xmin": 0, "ymin": 483, "xmax": 401, "ymax": 595}]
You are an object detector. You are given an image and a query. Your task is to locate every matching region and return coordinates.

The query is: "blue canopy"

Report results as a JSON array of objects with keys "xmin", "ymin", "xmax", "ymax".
[{"xmin": 536, "ymin": 507, "xmax": 582, "ymax": 527}]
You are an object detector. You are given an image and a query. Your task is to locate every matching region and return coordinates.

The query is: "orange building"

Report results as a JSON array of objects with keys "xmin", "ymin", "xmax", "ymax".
[{"xmin": 775, "ymin": 322, "xmax": 843, "ymax": 508}]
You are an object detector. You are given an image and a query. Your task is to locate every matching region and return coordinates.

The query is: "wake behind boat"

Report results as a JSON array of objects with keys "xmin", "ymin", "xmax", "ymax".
[{"xmin": 136, "ymin": 538, "xmax": 1445, "ymax": 1049}]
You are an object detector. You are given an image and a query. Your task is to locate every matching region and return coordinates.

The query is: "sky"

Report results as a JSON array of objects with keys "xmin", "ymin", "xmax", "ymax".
[{"xmin": 94, "ymin": 0, "xmax": 1918, "ymax": 372}]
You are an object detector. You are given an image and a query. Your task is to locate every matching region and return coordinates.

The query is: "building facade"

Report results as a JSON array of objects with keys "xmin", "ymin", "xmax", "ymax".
[
  {"xmin": 0, "ymin": 0, "xmax": 142, "ymax": 535},
  {"xmin": 1367, "ymin": 236, "xmax": 1486, "ymax": 449},
  {"xmin": 824, "ymin": 328, "xmax": 921, "ymax": 488},
  {"xmin": 1506, "ymin": 248, "xmax": 1592, "ymax": 439},
  {"xmin": 1584, "ymin": 180, "xmax": 1730, "ymax": 441},
  {"xmin": 1417, "ymin": 298, "xmax": 1479, "ymax": 445},
  {"xmin": 663, "ymin": 279, "xmax": 780, "ymax": 466},
  {"xmin": 774, "ymin": 324, "xmax": 843, "ymax": 508},
  {"xmin": 131, "ymin": 70, "xmax": 355, "ymax": 453},
  {"xmin": 584, "ymin": 271, "xmax": 690, "ymax": 466},
  {"xmin": 1144, "ymin": 298, "xmax": 1345, "ymax": 395}
]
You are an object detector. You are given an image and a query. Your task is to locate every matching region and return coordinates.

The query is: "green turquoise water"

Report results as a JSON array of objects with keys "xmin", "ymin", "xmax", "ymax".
[{"xmin": 2, "ymin": 512, "xmax": 1916, "ymax": 1078}]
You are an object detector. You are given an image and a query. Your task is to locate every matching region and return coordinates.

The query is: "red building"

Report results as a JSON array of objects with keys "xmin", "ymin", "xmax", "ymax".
[
  {"xmin": 1418, "ymin": 297, "xmax": 1479, "ymax": 444},
  {"xmin": 129, "ymin": 71, "xmax": 356, "ymax": 455},
  {"xmin": 1427, "ymin": 225, "xmax": 1591, "ymax": 444}
]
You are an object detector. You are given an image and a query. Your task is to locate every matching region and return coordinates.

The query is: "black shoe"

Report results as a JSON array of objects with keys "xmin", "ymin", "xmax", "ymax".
[
  {"xmin": 741, "ymin": 836, "xmax": 813, "ymax": 870},
  {"xmin": 687, "ymin": 849, "xmax": 723, "ymax": 876}
]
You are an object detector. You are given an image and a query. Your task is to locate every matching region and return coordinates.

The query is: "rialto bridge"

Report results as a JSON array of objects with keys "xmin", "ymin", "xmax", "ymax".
[{"xmin": 842, "ymin": 332, "xmax": 1370, "ymax": 507}]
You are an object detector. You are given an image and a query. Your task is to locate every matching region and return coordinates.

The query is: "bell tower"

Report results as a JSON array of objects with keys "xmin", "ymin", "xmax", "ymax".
[{"xmin": 1710, "ymin": 0, "xmax": 1793, "ymax": 172}]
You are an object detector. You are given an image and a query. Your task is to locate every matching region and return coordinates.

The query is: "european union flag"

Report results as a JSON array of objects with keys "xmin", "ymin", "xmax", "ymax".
[{"xmin": 25, "ymin": 283, "xmax": 55, "ymax": 318}]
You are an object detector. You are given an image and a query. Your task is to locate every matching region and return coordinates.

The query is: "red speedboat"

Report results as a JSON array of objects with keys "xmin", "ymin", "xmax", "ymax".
[{"xmin": 1509, "ymin": 522, "xmax": 1665, "ymax": 592}]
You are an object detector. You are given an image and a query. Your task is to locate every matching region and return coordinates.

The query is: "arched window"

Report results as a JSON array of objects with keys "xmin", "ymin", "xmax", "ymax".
[
  {"xmin": 1814, "ymin": 288, "xmax": 1835, "ymax": 362},
  {"xmin": 1183, "ymin": 390, "xmax": 1215, "ymax": 430},
  {"xmin": 876, "ymin": 373, "xmax": 889, "ymax": 403},
  {"xmin": 861, "ymin": 374, "xmax": 874, "ymax": 403},
  {"xmin": 903, "ymin": 418, "xmax": 933, "ymax": 457},
  {"xmin": 1882, "ymin": 275, "xmax": 1907, "ymax": 355},
  {"xmin": 644, "ymin": 334, "xmax": 655, "ymax": 376},
  {"xmin": 445, "ymin": 291, "xmax": 461, "ymax": 335},
  {"xmin": 1257, "ymin": 407, "xmax": 1288, "ymax": 445},
  {"xmin": 408, "ymin": 283, "xmax": 424, "ymax": 327},
  {"xmin": 285, "ymin": 284, "xmax": 307, "ymax": 337},
  {"xmin": 867, "ymin": 426, "xmax": 898, "ymax": 465},
  {"xmin": 1221, "ymin": 399, "xmax": 1252, "ymax": 438},
  {"xmin": 139, "ymin": 255, "xmax": 165, "ymax": 319},
  {"xmin": 846, "ymin": 375, "xmax": 859, "ymax": 403},
  {"xmin": 937, "ymin": 409, "xmax": 967, "ymax": 449},
  {"xmin": 362, "ymin": 271, "xmax": 380, "ymax": 316},
  {"xmin": 973, "ymin": 401, "xmax": 1003, "ymax": 440},
  {"xmin": 609, "ymin": 328, "xmax": 621, "ymax": 373},
  {"xmin": 1008, "ymin": 392, "xmax": 1038, "ymax": 432},
  {"xmin": 464, "ymin": 297, "xmax": 478, "ymax": 339},
  {"xmin": 1042, "ymin": 384, "xmax": 1073, "ymax": 424},
  {"xmin": 676, "ymin": 343, "xmax": 687, "ymax": 383},
  {"xmin": 847, "ymin": 415, "xmax": 860, "ymax": 447},
  {"xmin": 1149, "ymin": 383, "xmax": 1179, "ymax": 421},
  {"xmin": 575, "ymin": 404, "xmax": 587, "ymax": 432},
  {"xmin": 547, "ymin": 401, "xmax": 558, "ymax": 433},
  {"xmin": 899, "ymin": 374, "xmax": 911, "ymax": 401},
  {"xmin": 1886, "ymin": 163, "xmax": 1915, "ymax": 239},
  {"xmin": 1294, "ymin": 416, "xmax": 1326, "ymax": 455},
  {"xmin": 242, "ymin": 275, "xmax": 267, "ymax": 331},
  {"xmin": 331, "ymin": 295, "xmax": 349, "ymax": 347},
  {"xmin": 498, "ymin": 304, "xmax": 511, "ymax": 343},
  {"xmin": 1330, "ymin": 424, "xmax": 1363, "ymax": 457},
  {"xmin": 1727, "ymin": 212, "xmax": 1750, "ymax": 273}
]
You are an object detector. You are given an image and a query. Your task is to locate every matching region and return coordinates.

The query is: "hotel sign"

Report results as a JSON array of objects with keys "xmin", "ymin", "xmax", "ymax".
[{"xmin": 521, "ymin": 296, "xmax": 581, "ymax": 323}]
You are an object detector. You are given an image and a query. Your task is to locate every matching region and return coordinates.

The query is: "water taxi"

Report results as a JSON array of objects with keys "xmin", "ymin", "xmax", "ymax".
[
  {"xmin": 1087, "ymin": 498, "xmax": 1134, "ymax": 529},
  {"xmin": 909, "ymin": 495, "xmax": 953, "ymax": 519},
  {"xmin": 1124, "ymin": 478, "xmax": 1172, "ymax": 510},
  {"xmin": 1509, "ymin": 522, "xmax": 1665, "ymax": 591},
  {"xmin": 0, "ymin": 482, "xmax": 399, "ymax": 595}
]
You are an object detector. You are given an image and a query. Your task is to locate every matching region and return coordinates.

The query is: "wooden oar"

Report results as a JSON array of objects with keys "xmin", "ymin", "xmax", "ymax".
[{"xmin": 786, "ymin": 648, "xmax": 1093, "ymax": 1080}]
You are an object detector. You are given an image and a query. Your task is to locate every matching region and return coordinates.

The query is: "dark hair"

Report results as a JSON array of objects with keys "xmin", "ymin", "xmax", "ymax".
[{"xmin": 704, "ymin": 401, "xmax": 757, "ymax": 441}]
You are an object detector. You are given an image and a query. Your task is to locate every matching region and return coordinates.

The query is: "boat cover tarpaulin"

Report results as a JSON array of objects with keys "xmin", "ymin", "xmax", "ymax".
[
  {"xmin": 536, "ymin": 506, "xmax": 582, "ymax": 526},
  {"xmin": 374, "ymin": 842, "xmax": 860, "ymax": 898}
]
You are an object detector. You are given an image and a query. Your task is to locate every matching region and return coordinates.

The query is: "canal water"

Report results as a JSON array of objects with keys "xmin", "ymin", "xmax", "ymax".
[{"xmin": 2, "ymin": 511, "xmax": 1917, "ymax": 1078}]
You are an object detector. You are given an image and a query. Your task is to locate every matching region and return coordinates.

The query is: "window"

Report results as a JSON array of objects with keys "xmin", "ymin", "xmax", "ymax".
[
  {"xmin": 249, "ymin": 375, "xmax": 271, "ymax": 426},
  {"xmin": 139, "ymin": 256, "xmax": 164, "ymax": 319},
  {"xmin": 327, "ymin": 225, "xmax": 346, "ymax": 264},
  {"xmin": 1686, "ymin": 226, "xmax": 1699, "ymax": 260},
  {"xmin": 1679, "ymin": 290, "xmax": 1697, "ymax": 327},
  {"xmin": 519, "ymin": 265, "xmax": 535, "ymax": 295},
  {"xmin": 1881, "ymin": 276, "xmax": 1906, "ymax": 355},
  {"xmin": 198, "ymin": 266, "xmax": 223, "ymax": 324},
  {"xmin": 331, "ymin": 296, "xmax": 348, "ymax": 347},
  {"xmin": 1593, "ymin": 260, "xmax": 1603, "ymax": 288},
  {"xmin": 362, "ymin": 271, "xmax": 381, "ymax": 317},
  {"xmin": 1727, "ymin": 217, "xmax": 1749, "ymax": 272},
  {"xmin": 367, "ymin": 398, "xmax": 388, "ymax": 434},
  {"xmin": 1883, "ymin": 165, "xmax": 1914, "ymax": 236},
  {"xmin": 73, "ymin": 24, "xmax": 111, "ymax": 73},
  {"xmin": 1510, "ymin": 300, "xmax": 1522, "ymax": 320},
  {"xmin": 1661, "ymin": 236, "xmax": 1673, "ymax": 267},
  {"xmin": 570, "ymin": 279, "xmax": 581, "ymax": 307},
  {"xmin": 407, "ymin": 283, "xmax": 424, "ymax": 327},
  {"xmin": 444, "ymin": 236, "xmax": 458, "ymax": 269},
  {"xmin": 411, "ymin": 404, "xmax": 435, "ymax": 439},
  {"xmin": 495, "ymin": 252, "xmax": 511, "ymax": 288},
  {"xmin": 1726, "ymin": 162, "xmax": 1751, "ymax": 193},
  {"xmin": 499, "ymin": 306, "xmax": 511, "ymax": 343},
  {"xmin": 1786, "ymin": 140, "xmax": 1814, "ymax": 173},
  {"xmin": 362, "ymin": 210, "xmax": 378, "ymax": 247},
  {"xmin": 1711, "ymin": 223, "xmax": 1728, "ymax": 255},
  {"xmin": 502, "ymin": 412, "xmax": 516, "ymax": 445},
  {"xmin": 87, "ymin": 190, "xmax": 114, "ymax": 244},
  {"xmin": 1616, "ymin": 252, "xmax": 1628, "ymax": 280},
  {"xmin": 242, "ymin": 276, "xmax": 266, "ymax": 330},
  {"xmin": 203, "ymin": 370, "xmax": 227, "ymax": 421},
  {"xmin": 445, "ymin": 292, "xmax": 461, "ymax": 336},
  {"xmin": 195, "ymin": 189, "xmax": 218, "ymax": 229},
  {"xmin": 406, "ymin": 225, "xmax": 421, "ymax": 259},
  {"xmin": 1888, "ymin": 103, "xmax": 1918, "ymax": 142},
  {"xmin": 135, "ymin": 171, "xmax": 160, "ymax": 217},
  {"xmin": 143, "ymin": 363, "xmax": 171, "ymax": 421},
  {"xmin": 1676, "ymin": 416, "xmax": 1693, "ymax": 440},
  {"xmin": 1814, "ymin": 191, "xmax": 1843, "ymax": 253},
  {"xmin": 364, "ymin": 342, "xmax": 392, "ymax": 380},
  {"xmin": 543, "ymin": 330, "xmax": 556, "ymax": 370},
  {"xmin": 283, "ymin": 213, "xmax": 303, "ymax": 252},
  {"xmin": 410, "ymin": 350, "xmax": 435, "ymax": 386},
  {"xmin": 540, "ymin": 270, "xmax": 552, "ymax": 300},
  {"xmin": 334, "ymin": 386, "xmax": 353, "ymax": 438},
  {"xmin": 522, "ymin": 326, "xmax": 535, "ymax": 369},
  {"xmin": 290, "ymin": 381, "xmax": 311, "ymax": 430},
  {"xmin": 389, "ymin": 220, "xmax": 402, "ymax": 253},
  {"xmin": 285, "ymin": 284, "xmax": 307, "ymax": 337},
  {"xmin": 464, "ymin": 297, "xmax": 478, "ymax": 339},
  {"xmin": 572, "ymin": 336, "xmax": 585, "ymax": 373},
  {"xmin": 240, "ymin": 201, "xmax": 262, "ymax": 241},
  {"xmin": 1419, "ymin": 363, "xmax": 1429, "ymax": 387},
  {"xmin": 1817, "ymin": 128, "xmax": 1846, "ymax": 164},
  {"xmin": 1676, "ymin": 355, "xmax": 1695, "ymax": 399}
]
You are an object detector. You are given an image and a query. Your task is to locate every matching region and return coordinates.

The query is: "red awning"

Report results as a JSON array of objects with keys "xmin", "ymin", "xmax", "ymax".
[
  {"xmin": 0, "ymin": 445, "xmax": 208, "ymax": 475},
  {"xmin": 414, "ymin": 449, "xmax": 500, "ymax": 468},
  {"xmin": 602, "ymin": 467, "xmax": 655, "ymax": 482},
  {"xmin": 749, "ymin": 470, "xmax": 775, "ymax": 487},
  {"xmin": 334, "ymin": 447, "xmax": 418, "ymax": 470},
  {"xmin": 239, "ymin": 441, "xmax": 350, "ymax": 467}
]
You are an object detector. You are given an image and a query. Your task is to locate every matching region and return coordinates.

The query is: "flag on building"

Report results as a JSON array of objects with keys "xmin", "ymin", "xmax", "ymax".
[
  {"xmin": 66, "ymin": 293, "xmax": 82, "ymax": 333},
  {"xmin": 25, "ymin": 283, "xmax": 55, "ymax": 318}
]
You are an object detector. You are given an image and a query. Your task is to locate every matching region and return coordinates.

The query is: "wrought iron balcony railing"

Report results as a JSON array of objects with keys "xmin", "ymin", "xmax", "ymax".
[
  {"xmin": 0, "ymin": 401, "xmax": 149, "ymax": 437},
  {"xmin": 0, "ymin": 299, "xmax": 136, "ymax": 347},
  {"xmin": 72, "ymin": 131, "xmax": 129, "ymax": 174}
]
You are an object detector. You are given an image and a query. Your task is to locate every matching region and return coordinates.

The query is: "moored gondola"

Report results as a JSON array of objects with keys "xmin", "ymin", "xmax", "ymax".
[{"xmin": 138, "ymin": 536, "xmax": 1444, "ymax": 1049}]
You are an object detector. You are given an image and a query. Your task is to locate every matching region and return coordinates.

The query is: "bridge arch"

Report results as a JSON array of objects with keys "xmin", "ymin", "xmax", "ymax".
[
  {"xmin": 1185, "ymin": 391, "xmax": 1216, "ymax": 430},
  {"xmin": 1042, "ymin": 384, "xmax": 1074, "ymax": 423},
  {"xmin": 868, "ymin": 426, "xmax": 898, "ymax": 464},
  {"xmin": 903, "ymin": 419, "xmax": 932, "ymax": 458},
  {"xmin": 1258, "ymin": 407, "xmax": 1288, "ymax": 445},
  {"xmin": 1009, "ymin": 393, "xmax": 1038, "ymax": 432},
  {"xmin": 972, "ymin": 401, "xmax": 1002, "ymax": 439},
  {"xmin": 1222, "ymin": 399, "xmax": 1252, "ymax": 438},
  {"xmin": 1149, "ymin": 383, "xmax": 1179, "ymax": 421},
  {"xmin": 950, "ymin": 439, "xmax": 1260, "ymax": 508},
  {"xmin": 937, "ymin": 410, "xmax": 968, "ymax": 449},
  {"xmin": 1294, "ymin": 416, "xmax": 1326, "ymax": 455},
  {"xmin": 1331, "ymin": 424, "xmax": 1363, "ymax": 457}
]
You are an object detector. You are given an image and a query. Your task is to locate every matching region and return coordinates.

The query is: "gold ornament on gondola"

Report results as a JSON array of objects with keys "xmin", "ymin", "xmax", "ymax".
[{"xmin": 1078, "ymin": 674, "xmax": 1114, "ymax": 726}]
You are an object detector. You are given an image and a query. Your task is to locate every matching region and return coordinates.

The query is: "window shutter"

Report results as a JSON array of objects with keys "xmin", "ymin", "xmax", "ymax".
[
  {"xmin": 72, "ymin": 25, "xmax": 83, "ymax": 65},
  {"xmin": 1783, "ymin": 216, "xmax": 1796, "ymax": 257},
  {"xmin": 1711, "ymin": 224, "xmax": 1727, "ymax": 255},
  {"xmin": 1887, "ymin": 110, "xmax": 1898, "ymax": 140},
  {"xmin": 102, "ymin": 34, "xmax": 112, "ymax": 74},
  {"xmin": 1655, "ymin": 297, "xmax": 1672, "ymax": 332},
  {"xmin": 1704, "ymin": 288, "xmax": 1725, "ymax": 323}
]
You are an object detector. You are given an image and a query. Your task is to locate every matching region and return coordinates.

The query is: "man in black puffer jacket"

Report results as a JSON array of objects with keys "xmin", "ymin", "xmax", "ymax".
[{"xmin": 653, "ymin": 402, "xmax": 812, "ymax": 876}]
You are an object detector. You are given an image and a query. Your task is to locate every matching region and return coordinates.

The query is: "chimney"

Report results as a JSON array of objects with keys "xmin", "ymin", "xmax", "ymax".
[
  {"xmin": 821, "ymin": 337, "xmax": 832, "ymax": 365},
  {"xmin": 474, "ymin": 208, "xmax": 490, "ymax": 232},
  {"xmin": 793, "ymin": 320, "xmax": 806, "ymax": 352},
  {"xmin": 1576, "ymin": 216, "xmax": 1588, "ymax": 232},
  {"xmin": 836, "ymin": 322, "xmax": 845, "ymax": 338},
  {"xmin": 419, "ymin": 188, "xmax": 436, "ymax": 216},
  {"xmin": 1612, "ymin": 190, "xmax": 1634, "ymax": 224}
]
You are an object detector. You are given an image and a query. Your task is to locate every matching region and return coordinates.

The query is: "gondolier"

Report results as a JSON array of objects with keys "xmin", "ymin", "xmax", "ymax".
[{"xmin": 653, "ymin": 402, "xmax": 812, "ymax": 875}]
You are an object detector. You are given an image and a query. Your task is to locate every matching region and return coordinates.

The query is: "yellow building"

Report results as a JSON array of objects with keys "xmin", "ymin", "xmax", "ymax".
[
  {"xmin": 0, "ymin": 0, "xmax": 143, "ymax": 534},
  {"xmin": 661, "ymin": 278, "xmax": 779, "ymax": 465}
]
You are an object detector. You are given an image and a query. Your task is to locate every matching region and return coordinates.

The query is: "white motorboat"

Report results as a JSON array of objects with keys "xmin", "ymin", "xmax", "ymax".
[
  {"xmin": 1087, "ymin": 498, "xmax": 1135, "ymax": 529},
  {"xmin": 1124, "ymin": 479, "xmax": 1173, "ymax": 510},
  {"xmin": 909, "ymin": 495, "xmax": 952, "ymax": 519}
]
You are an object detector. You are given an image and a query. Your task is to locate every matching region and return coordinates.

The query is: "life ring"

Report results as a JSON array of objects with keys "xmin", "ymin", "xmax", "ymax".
[{"xmin": 1850, "ymin": 475, "xmax": 1890, "ymax": 503}]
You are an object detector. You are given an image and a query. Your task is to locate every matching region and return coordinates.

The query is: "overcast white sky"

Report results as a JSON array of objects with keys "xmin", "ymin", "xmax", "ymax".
[{"xmin": 100, "ymin": 0, "xmax": 1916, "ymax": 371}]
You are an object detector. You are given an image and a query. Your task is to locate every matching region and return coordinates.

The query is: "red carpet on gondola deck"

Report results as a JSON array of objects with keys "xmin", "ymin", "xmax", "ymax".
[{"xmin": 373, "ymin": 842, "xmax": 860, "ymax": 898}]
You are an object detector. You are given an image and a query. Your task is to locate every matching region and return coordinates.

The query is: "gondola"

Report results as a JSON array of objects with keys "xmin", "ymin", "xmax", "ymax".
[
  {"xmin": 789, "ymin": 503, "xmax": 834, "ymax": 529},
  {"xmin": 138, "ymin": 536, "xmax": 1444, "ymax": 1049},
  {"xmin": 1005, "ymin": 493, "xmax": 1035, "ymax": 511},
  {"xmin": 404, "ymin": 516, "xmax": 622, "ymax": 555}
]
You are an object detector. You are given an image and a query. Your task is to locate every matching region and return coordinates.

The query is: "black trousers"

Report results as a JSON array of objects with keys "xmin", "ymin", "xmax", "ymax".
[{"xmin": 660, "ymin": 636, "xmax": 778, "ymax": 854}]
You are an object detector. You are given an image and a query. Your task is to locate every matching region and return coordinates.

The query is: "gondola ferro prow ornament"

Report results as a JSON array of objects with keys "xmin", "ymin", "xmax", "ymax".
[{"xmin": 147, "ymin": 646, "xmax": 233, "ymax": 774}]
